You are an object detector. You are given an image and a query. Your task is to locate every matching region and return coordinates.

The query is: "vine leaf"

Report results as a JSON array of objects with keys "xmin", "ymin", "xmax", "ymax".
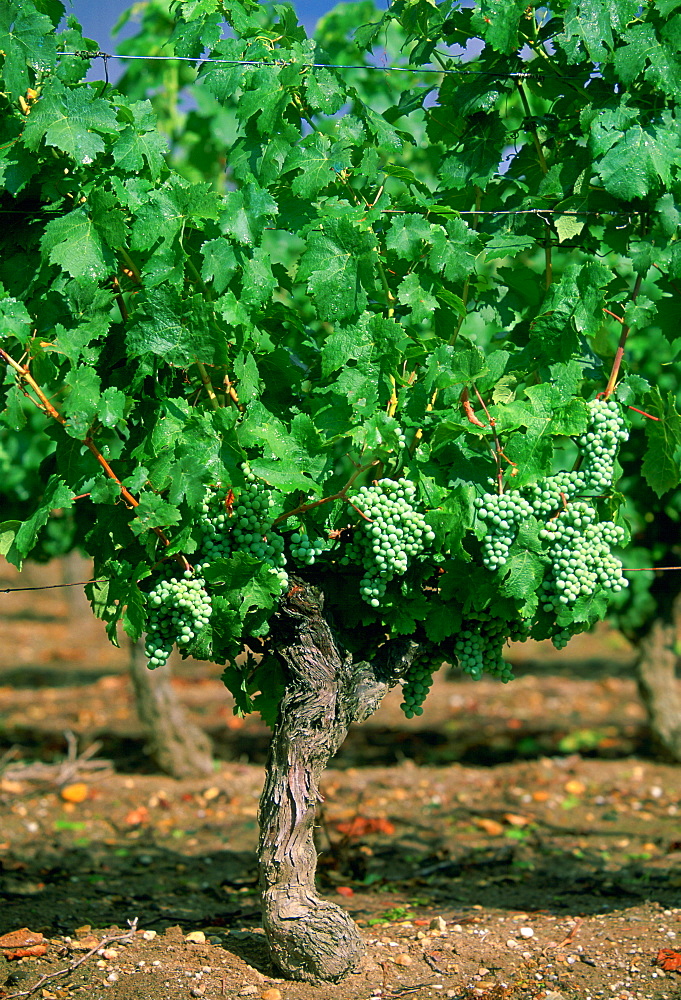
[
  {"xmin": 595, "ymin": 117, "xmax": 680, "ymax": 200},
  {"xmin": 470, "ymin": 0, "xmax": 528, "ymax": 54},
  {"xmin": 559, "ymin": 0, "xmax": 640, "ymax": 62},
  {"xmin": 10, "ymin": 475, "xmax": 75, "ymax": 566},
  {"xmin": 283, "ymin": 132, "xmax": 347, "ymax": 199},
  {"xmin": 0, "ymin": 2, "xmax": 57, "ymax": 96},
  {"xmin": 642, "ymin": 389, "xmax": 681, "ymax": 497},
  {"xmin": 130, "ymin": 495, "xmax": 182, "ymax": 536},
  {"xmin": 113, "ymin": 100, "xmax": 169, "ymax": 179},
  {"xmin": 297, "ymin": 217, "xmax": 376, "ymax": 322},
  {"xmin": 24, "ymin": 85, "xmax": 121, "ymax": 161},
  {"xmin": 62, "ymin": 366, "xmax": 101, "ymax": 439},
  {"xmin": 41, "ymin": 208, "xmax": 113, "ymax": 281},
  {"xmin": 0, "ymin": 520, "xmax": 21, "ymax": 557}
]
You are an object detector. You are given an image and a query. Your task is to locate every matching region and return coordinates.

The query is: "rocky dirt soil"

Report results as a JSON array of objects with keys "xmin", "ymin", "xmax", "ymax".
[{"xmin": 0, "ymin": 558, "xmax": 680, "ymax": 1000}]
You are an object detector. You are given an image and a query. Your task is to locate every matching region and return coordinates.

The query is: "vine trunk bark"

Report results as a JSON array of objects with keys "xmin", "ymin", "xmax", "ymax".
[
  {"xmin": 635, "ymin": 594, "xmax": 681, "ymax": 762},
  {"xmin": 257, "ymin": 578, "xmax": 413, "ymax": 982}
]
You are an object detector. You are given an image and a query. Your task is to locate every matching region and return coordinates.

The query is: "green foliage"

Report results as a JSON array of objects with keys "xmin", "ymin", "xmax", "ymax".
[{"xmin": 2, "ymin": 0, "xmax": 681, "ymax": 721}]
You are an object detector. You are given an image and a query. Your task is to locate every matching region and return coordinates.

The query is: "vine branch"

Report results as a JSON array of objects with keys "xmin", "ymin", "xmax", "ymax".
[
  {"xmin": 472, "ymin": 384, "xmax": 517, "ymax": 494},
  {"xmin": 195, "ymin": 360, "xmax": 221, "ymax": 410},
  {"xmin": 272, "ymin": 462, "xmax": 379, "ymax": 527},
  {"xmin": 603, "ymin": 272, "xmax": 643, "ymax": 398},
  {"xmin": 0, "ymin": 347, "xmax": 170, "ymax": 547},
  {"xmin": 2, "ymin": 921, "xmax": 139, "ymax": 1000}
]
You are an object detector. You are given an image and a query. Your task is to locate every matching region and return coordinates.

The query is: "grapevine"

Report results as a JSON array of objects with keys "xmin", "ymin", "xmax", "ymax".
[
  {"xmin": 3, "ymin": 0, "xmax": 681, "ymax": 979},
  {"xmin": 474, "ymin": 492, "xmax": 535, "ymax": 570},
  {"xmin": 450, "ymin": 615, "xmax": 527, "ymax": 684},
  {"xmin": 471, "ymin": 397, "xmax": 630, "ymax": 658},
  {"xmin": 578, "ymin": 398, "xmax": 630, "ymax": 492},
  {"xmin": 288, "ymin": 527, "xmax": 329, "ymax": 566}
]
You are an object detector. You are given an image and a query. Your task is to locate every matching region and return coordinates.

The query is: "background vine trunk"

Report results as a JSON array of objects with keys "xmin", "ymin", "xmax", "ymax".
[
  {"xmin": 635, "ymin": 594, "xmax": 681, "ymax": 762},
  {"xmin": 128, "ymin": 640, "xmax": 214, "ymax": 779}
]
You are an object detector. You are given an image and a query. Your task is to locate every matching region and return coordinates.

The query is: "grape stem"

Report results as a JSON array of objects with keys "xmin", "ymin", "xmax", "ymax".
[
  {"xmin": 272, "ymin": 461, "xmax": 379, "ymax": 527},
  {"xmin": 627, "ymin": 405, "xmax": 660, "ymax": 421},
  {"xmin": 604, "ymin": 272, "xmax": 643, "ymax": 398},
  {"xmin": 111, "ymin": 276, "xmax": 129, "ymax": 322},
  {"xmin": 472, "ymin": 385, "xmax": 517, "ymax": 494}
]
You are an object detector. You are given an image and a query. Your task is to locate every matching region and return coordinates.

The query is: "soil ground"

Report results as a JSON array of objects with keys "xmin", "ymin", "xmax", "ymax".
[{"xmin": 0, "ymin": 557, "xmax": 680, "ymax": 1000}]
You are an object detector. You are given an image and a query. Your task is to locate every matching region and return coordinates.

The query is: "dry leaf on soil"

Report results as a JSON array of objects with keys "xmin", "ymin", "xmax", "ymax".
[
  {"xmin": 0, "ymin": 928, "xmax": 44, "ymax": 949},
  {"xmin": 0, "ymin": 928, "xmax": 48, "ymax": 960},
  {"xmin": 656, "ymin": 948, "xmax": 681, "ymax": 972},
  {"xmin": 503, "ymin": 812, "xmax": 532, "ymax": 827},
  {"xmin": 70, "ymin": 934, "xmax": 100, "ymax": 950},
  {"xmin": 334, "ymin": 816, "xmax": 395, "ymax": 838},
  {"xmin": 475, "ymin": 817, "xmax": 504, "ymax": 836},
  {"xmin": 124, "ymin": 806, "xmax": 150, "ymax": 826}
]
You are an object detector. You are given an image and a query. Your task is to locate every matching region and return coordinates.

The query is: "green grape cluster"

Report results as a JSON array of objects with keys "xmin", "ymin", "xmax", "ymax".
[
  {"xmin": 538, "ymin": 502, "xmax": 628, "ymax": 609},
  {"xmin": 522, "ymin": 399, "xmax": 628, "ymax": 519},
  {"xmin": 230, "ymin": 476, "xmax": 288, "ymax": 589},
  {"xmin": 476, "ymin": 400, "xmax": 629, "ymax": 595},
  {"xmin": 450, "ymin": 615, "xmax": 522, "ymax": 683},
  {"xmin": 144, "ymin": 571, "xmax": 212, "ymax": 668},
  {"xmin": 198, "ymin": 487, "xmax": 232, "ymax": 559},
  {"xmin": 474, "ymin": 492, "xmax": 534, "ymax": 569},
  {"xmin": 341, "ymin": 478, "xmax": 435, "ymax": 607},
  {"xmin": 551, "ymin": 623, "xmax": 588, "ymax": 650},
  {"xmin": 197, "ymin": 474, "xmax": 288, "ymax": 592},
  {"xmin": 526, "ymin": 478, "xmax": 581, "ymax": 516},
  {"xmin": 289, "ymin": 528, "xmax": 329, "ymax": 566},
  {"xmin": 400, "ymin": 647, "xmax": 443, "ymax": 719},
  {"xmin": 578, "ymin": 397, "xmax": 629, "ymax": 490}
]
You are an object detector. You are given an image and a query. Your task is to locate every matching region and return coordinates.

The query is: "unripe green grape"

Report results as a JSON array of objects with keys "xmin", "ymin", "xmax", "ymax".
[
  {"xmin": 144, "ymin": 572, "xmax": 212, "ymax": 667},
  {"xmin": 343, "ymin": 478, "xmax": 433, "ymax": 608},
  {"xmin": 400, "ymin": 646, "xmax": 443, "ymax": 717},
  {"xmin": 197, "ymin": 478, "xmax": 289, "ymax": 594}
]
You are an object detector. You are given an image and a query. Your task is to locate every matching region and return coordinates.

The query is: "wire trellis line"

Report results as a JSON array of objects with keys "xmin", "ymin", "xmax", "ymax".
[
  {"xmin": 623, "ymin": 566, "xmax": 681, "ymax": 572},
  {"xmin": 392, "ymin": 208, "xmax": 642, "ymax": 218},
  {"xmin": 1, "ymin": 580, "xmax": 106, "ymax": 593},
  {"xmin": 61, "ymin": 50, "xmax": 564, "ymax": 80}
]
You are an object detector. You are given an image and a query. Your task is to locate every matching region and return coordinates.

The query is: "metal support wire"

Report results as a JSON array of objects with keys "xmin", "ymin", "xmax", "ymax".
[{"xmin": 61, "ymin": 49, "xmax": 561, "ymax": 80}]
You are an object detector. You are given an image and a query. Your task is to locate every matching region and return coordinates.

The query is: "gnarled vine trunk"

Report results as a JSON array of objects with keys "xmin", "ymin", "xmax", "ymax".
[
  {"xmin": 257, "ymin": 579, "xmax": 414, "ymax": 982},
  {"xmin": 635, "ymin": 593, "xmax": 681, "ymax": 762}
]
